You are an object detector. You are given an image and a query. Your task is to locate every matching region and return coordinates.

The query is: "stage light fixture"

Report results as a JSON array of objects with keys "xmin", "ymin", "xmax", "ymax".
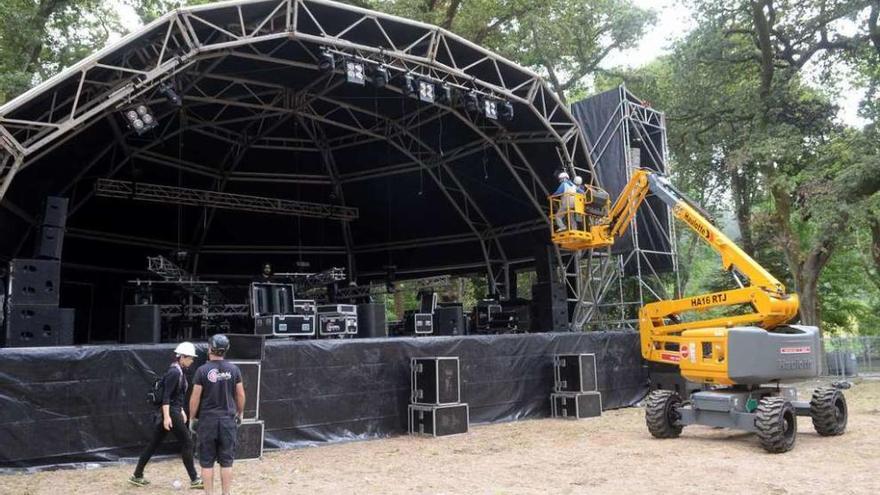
[
  {"xmin": 418, "ymin": 80, "xmax": 435, "ymax": 103},
  {"xmin": 318, "ymin": 48, "xmax": 335, "ymax": 72},
  {"xmin": 122, "ymin": 104, "xmax": 158, "ymax": 135},
  {"xmin": 483, "ymin": 99, "xmax": 499, "ymax": 120},
  {"xmin": 345, "ymin": 59, "xmax": 366, "ymax": 85},
  {"xmin": 372, "ymin": 64, "xmax": 389, "ymax": 88},
  {"xmin": 499, "ymin": 101, "xmax": 514, "ymax": 121},
  {"xmin": 404, "ymin": 73, "xmax": 418, "ymax": 97},
  {"xmin": 436, "ymin": 84, "xmax": 455, "ymax": 105},
  {"xmin": 158, "ymin": 82, "xmax": 182, "ymax": 107},
  {"xmin": 465, "ymin": 91, "xmax": 480, "ymax": 112}
]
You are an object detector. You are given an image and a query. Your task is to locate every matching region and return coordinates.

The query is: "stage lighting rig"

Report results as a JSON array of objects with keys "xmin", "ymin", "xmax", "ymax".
[
  {"xmin": 158, "ymin": 82, "xmax": 182, "ymax": 107},
  {"xmin": 483, "ymin": 99, "xmax": 499, "ymax": 120},
  {"xmin": 372, "ymin": 64, "xmax": 389, "ymax": 88},
  {"xmin": 465, "ymin": 91, "xmax": 480, "ymax": 112},
  {"xmin": 345, "ymin": 59, "xmax": 366, "ymax": 85},
  {"xmin": 435, "ymin": 83, "xmax": 455, "ymax": 105},
  {"xmin": 499, "ymin": 101, "xmax": 514, "ymax": 121},
  {"xmin": 122, "ymin": 104, "xmax": 158, "ymax": 135},
  {"xmin": 417, "ymin": 80, "xmax": 435, "ymax": 103},
  {"xmin": 404, "ymin": 73, "xmax": 418, "ymax": 98},
  {"xmin": 318, "ymin": 48, "xmax": 335, "ymax": 72}
]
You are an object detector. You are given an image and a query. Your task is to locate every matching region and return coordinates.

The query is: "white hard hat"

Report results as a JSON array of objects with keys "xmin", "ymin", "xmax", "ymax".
[
  {"xmin": 574, "ymin": 176, "xmax": 583, "ymax": 185},
  {"xmin": 174, "ymin": 342, "xmax": 197, "ymax": 358},
  {"xmin": 557, "ymin": 171, "xmax": 570, "ymax": 181}
]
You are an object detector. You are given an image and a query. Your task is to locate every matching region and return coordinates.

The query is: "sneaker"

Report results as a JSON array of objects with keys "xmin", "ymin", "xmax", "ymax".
[
  {"xmin": 128, "ymin": 476, "xmax": 150, "ymax": 487},
  {"xmin": 190, "ymin": 478, "xmax": 204, "ymax": 489}
]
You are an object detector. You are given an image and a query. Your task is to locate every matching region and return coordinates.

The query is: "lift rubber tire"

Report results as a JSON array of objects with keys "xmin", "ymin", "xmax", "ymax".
[
  {"xmin": 810, "ymin": 386, "xmax": 847, "ymax": 436},
  {"xmin": 755, "ymin": 396, "xmax": 797, "ymax": 453},
  {"xmin": 645, "ymin": 389, "xmax": 683, "ymax": 438}
]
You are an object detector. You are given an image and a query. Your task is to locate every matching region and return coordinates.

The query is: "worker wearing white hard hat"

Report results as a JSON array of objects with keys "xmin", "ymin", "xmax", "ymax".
[
  {"xmin": 130, "ymin": 341, "xmax": 203, "ymax": 489},
  {"xmin": 553, "ymin": 171, "xmax": 577, "ymax": 231}
]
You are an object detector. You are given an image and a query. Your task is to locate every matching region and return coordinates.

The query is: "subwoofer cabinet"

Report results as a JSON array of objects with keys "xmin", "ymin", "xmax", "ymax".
[
  {"xmin": 229, "ymin": 360, "xmax": 261, "ymax": 420},
  {"xmin": 551, "ymin": 391, "xmax": 602, "ymax": 419},
  {"xmin": 408, "ymin": 403, "xmax": 469, "ymax": 437},
  {"xmin": 411, "ymin": 357, "xmax": 460, "ymax": 405}
]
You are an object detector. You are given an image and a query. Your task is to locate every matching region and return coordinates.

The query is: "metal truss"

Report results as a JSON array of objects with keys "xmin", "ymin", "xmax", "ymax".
[
  {"xmin": 159, "ymin": 303, "xmax": 250, "ymax": 318},
  {"xmin": 0, "ymin": 0, "xmax": 594, "ymax": 319},
  {"xmin": 571, "ymin": 85, "xmax": 680, "ymax": 331},
  {"xmin": 96, "ymin": 178, "xmax": 359, "ymax": 220},
  {"xmin": 331, "ymin": 274, "xmax": 450, "ymax": 301}
]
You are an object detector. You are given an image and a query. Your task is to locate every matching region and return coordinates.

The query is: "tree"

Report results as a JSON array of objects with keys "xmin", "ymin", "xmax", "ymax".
[
  {"xmin": 368, "ymin": 0, "xmax": 656, "ymax": 102},
  {"xmin": 0, "ymin": 0, "xmax": 122, "ymax": 103}
]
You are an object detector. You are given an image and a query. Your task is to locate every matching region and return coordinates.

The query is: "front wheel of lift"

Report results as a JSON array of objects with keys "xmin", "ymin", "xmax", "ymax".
[
  {"xmin": 810, "ymin": 386, "xmax": 847, "ymax": 436},
  {"xmin": 755, "ymin": 396, "xmax": 797, "ymax": 453},
  {"xmin": 645, "ymin": 389, "xmax": 683, "ymax": 438}
]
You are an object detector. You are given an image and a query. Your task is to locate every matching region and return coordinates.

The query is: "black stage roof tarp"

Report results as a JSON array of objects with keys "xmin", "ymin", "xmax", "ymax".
[{"xmin": 0, "ymin": 332, "xmax": 647, "ymax": 469}]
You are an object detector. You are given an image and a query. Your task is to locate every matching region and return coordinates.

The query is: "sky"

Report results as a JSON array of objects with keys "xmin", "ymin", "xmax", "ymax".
[
  {"xmin": 599, "ymin": 0, "xmax": 867, "ymax": 127},
  {"xmin": 113, "ymin": 0, "xmax": 866, "ymax": 127}
]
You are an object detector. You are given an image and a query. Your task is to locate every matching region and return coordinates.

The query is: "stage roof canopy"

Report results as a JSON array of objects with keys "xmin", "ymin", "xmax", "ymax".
[{"xmin": 0, "ymin": 0, "xmax": 593, "ymax": 290}]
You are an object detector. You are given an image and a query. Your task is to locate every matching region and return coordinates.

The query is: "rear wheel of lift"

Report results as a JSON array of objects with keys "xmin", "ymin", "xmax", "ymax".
[
  {"xmin": 755, "ymin": 397, "xmax": 797, "ymax": 453},
  {"xmin": 810, "ymin": 386, "xmax": 847, "ymax": 436},
  {"xmin": 645, "ymin": 389, "xmax": 682, "ymax": 438}
]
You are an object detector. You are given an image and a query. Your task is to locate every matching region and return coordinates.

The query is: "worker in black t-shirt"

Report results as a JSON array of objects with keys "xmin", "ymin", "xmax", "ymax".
[
  {"xmin": 130, "ymin": 342, "xmax": 202, "ymax": 489},
  {"xmin": 189, "ymin": 334, "xmax": 245, "ymax": 495}
]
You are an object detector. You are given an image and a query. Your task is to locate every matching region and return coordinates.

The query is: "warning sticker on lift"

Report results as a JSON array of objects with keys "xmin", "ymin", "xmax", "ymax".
[
  {"xmin": 660, "ymin": 353, "xmax": 681, "ymax": 362},
  {"xmin": 780, "ymin": 346, "xmax": 811, "ymax": 354}
]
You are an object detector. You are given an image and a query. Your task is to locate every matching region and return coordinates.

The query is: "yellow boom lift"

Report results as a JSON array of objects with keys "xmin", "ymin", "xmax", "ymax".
[{"xmin": 549, "ymin": 169, "xmax": 847, "ymax": 452}]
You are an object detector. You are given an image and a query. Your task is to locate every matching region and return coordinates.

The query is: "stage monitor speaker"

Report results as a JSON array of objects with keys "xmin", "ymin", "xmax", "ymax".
[
  {"xmin": 124, "ymin": 304, "xmax": 161, "ymax": 343},
  {"xmin": 7, "ymin": 258, "xmax": 61, "ymax": 306},
  {"xmin": 357, "ymin": 303, "xmax": 386, "ymax": 338},
  {"xmin": 42, "ymin": 197, "xmax": 69, "ymax": 228},
  {"xmin": 35, "ymin": 225, "xmax": 64, "ymax": 260},
  {"xmin": 433, "ymin": 306, "xmax": 465, "ymax": 336},
  {"xmin": 225, "ymin": 334, "xmax": 266, "ymax": 361},
  {"xmin": 5, "ymin": 305, "xmax": 74, "ymax": 347}
]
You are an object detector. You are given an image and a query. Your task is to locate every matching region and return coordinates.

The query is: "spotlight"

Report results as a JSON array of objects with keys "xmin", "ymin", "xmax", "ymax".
[
  {"xmin": 318, "ymin": 48, "xmax": 335, "ymax": 72},
  {"xmin": 122, "ymin": 104, "xmax": 158, "ymax": 135},
  {"xmin": 499, "ymin": 101, "xmax": 514, "ymax": 121},
  {"xmin": 465, "ymin": 91, "xmax": 480, "ymax": 112},
  {"xmin": 418, "ymin": 80, "xmax": 435, "ymax": 103},
  {"xmin": 404, "ymin": 73, "xmax": 418, "ymax": 97},
  {"xmin": 158, "ymin": 82, "xmax": 182, "ymax": 107},
  {"xmin": 345, "ymin": 59, "xmax": 365, "ymax": 85},
  {"xmin": 483, "ymin": 99, "xmax": 499, "ymax": 120},
  {"xmin": 372, "ymin": 64, "xmax": 389, "ymax": 88}
]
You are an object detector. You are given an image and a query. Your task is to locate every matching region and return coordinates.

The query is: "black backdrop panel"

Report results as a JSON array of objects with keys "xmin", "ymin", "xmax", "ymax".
[
  {"xmin": 0, "ymin": 332, "xmax": 646, "ymax": 468},
  {"xmin": 571, "ymin": 88, "xmax": 673, "ymax": 274}
]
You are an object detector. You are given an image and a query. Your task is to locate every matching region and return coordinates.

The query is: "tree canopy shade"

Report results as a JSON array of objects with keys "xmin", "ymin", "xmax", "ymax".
[{"xmin": 0, "ymin": 0, "xmax": 596, "ymax": 297}]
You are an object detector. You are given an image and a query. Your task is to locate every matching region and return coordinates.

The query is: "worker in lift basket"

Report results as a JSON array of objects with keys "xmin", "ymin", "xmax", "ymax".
[{"xmin": 554, "ymin": 171, "xmax": 577, "ymax": 231}]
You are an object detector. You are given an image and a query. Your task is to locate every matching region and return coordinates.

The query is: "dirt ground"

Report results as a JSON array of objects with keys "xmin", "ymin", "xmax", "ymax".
[{"xmin": 3, "ymin": 379, "xmax": 879, "ymax": 495}]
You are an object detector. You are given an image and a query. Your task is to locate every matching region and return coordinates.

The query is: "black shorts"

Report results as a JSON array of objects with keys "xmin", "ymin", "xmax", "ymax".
[{"xmin": 197, "ymin": 417, "xmax": 237, "ymax": 468}]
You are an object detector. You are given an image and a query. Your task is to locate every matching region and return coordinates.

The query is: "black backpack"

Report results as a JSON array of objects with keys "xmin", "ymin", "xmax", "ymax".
[
  {"xmin": 146, "ymin": 365, "xmax": 183, "ymax": 406},
  {"xmin": 146, "ymin": 375, "xmax": 165, "ymax": 406}
]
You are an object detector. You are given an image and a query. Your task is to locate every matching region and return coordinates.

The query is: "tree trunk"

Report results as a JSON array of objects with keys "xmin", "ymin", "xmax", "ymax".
[
  {"xmin": 798, "ymin": 275, "xmax": 821, "ymax": 326},
  {"xmin": 730, "ymin": 166, "xmax": 754, "ymax": 255}
]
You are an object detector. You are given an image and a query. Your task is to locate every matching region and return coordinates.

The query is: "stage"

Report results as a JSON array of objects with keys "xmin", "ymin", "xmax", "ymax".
[{"xmin": 0, "ymin": 331, "xmax": 646, "ymax": 469}]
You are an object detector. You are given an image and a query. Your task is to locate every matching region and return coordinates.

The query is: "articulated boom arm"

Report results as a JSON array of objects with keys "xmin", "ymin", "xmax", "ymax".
[{"xmin": 566, "ymin": 169, "xmax": 800, "ymax": 368}]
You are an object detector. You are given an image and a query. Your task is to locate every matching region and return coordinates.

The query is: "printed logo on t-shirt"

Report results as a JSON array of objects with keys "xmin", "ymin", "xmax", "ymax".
[{"xmin": 207, "ymin": 368, "xmax": 233, "ymax": 383}]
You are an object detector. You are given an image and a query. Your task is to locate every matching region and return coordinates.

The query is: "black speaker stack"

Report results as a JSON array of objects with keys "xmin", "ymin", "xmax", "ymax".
[
  {"xmin": 124, "ymin": 304, "xmax": 162, "ymax": 343},
  {"xmin": 530, "ymin": 281, "xmax": 568, "ymax": 332},
  {"xmin": 550, "ymin": 353, "xmax": 602, "ymax": 419},
  {"xmin": 432, "ymin": 305, "xmax": 465, "ymax": 336},
  {"xmin": 193, "ymin": 334, "xmax": 266, "ymax": 461},
  {"xmin": 408, "ymin": 357, "xmax": 469, "ymax": 437},
  {"xmin": 3, "ymin": 198, "xmax": 75, "ymax": 348}
]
